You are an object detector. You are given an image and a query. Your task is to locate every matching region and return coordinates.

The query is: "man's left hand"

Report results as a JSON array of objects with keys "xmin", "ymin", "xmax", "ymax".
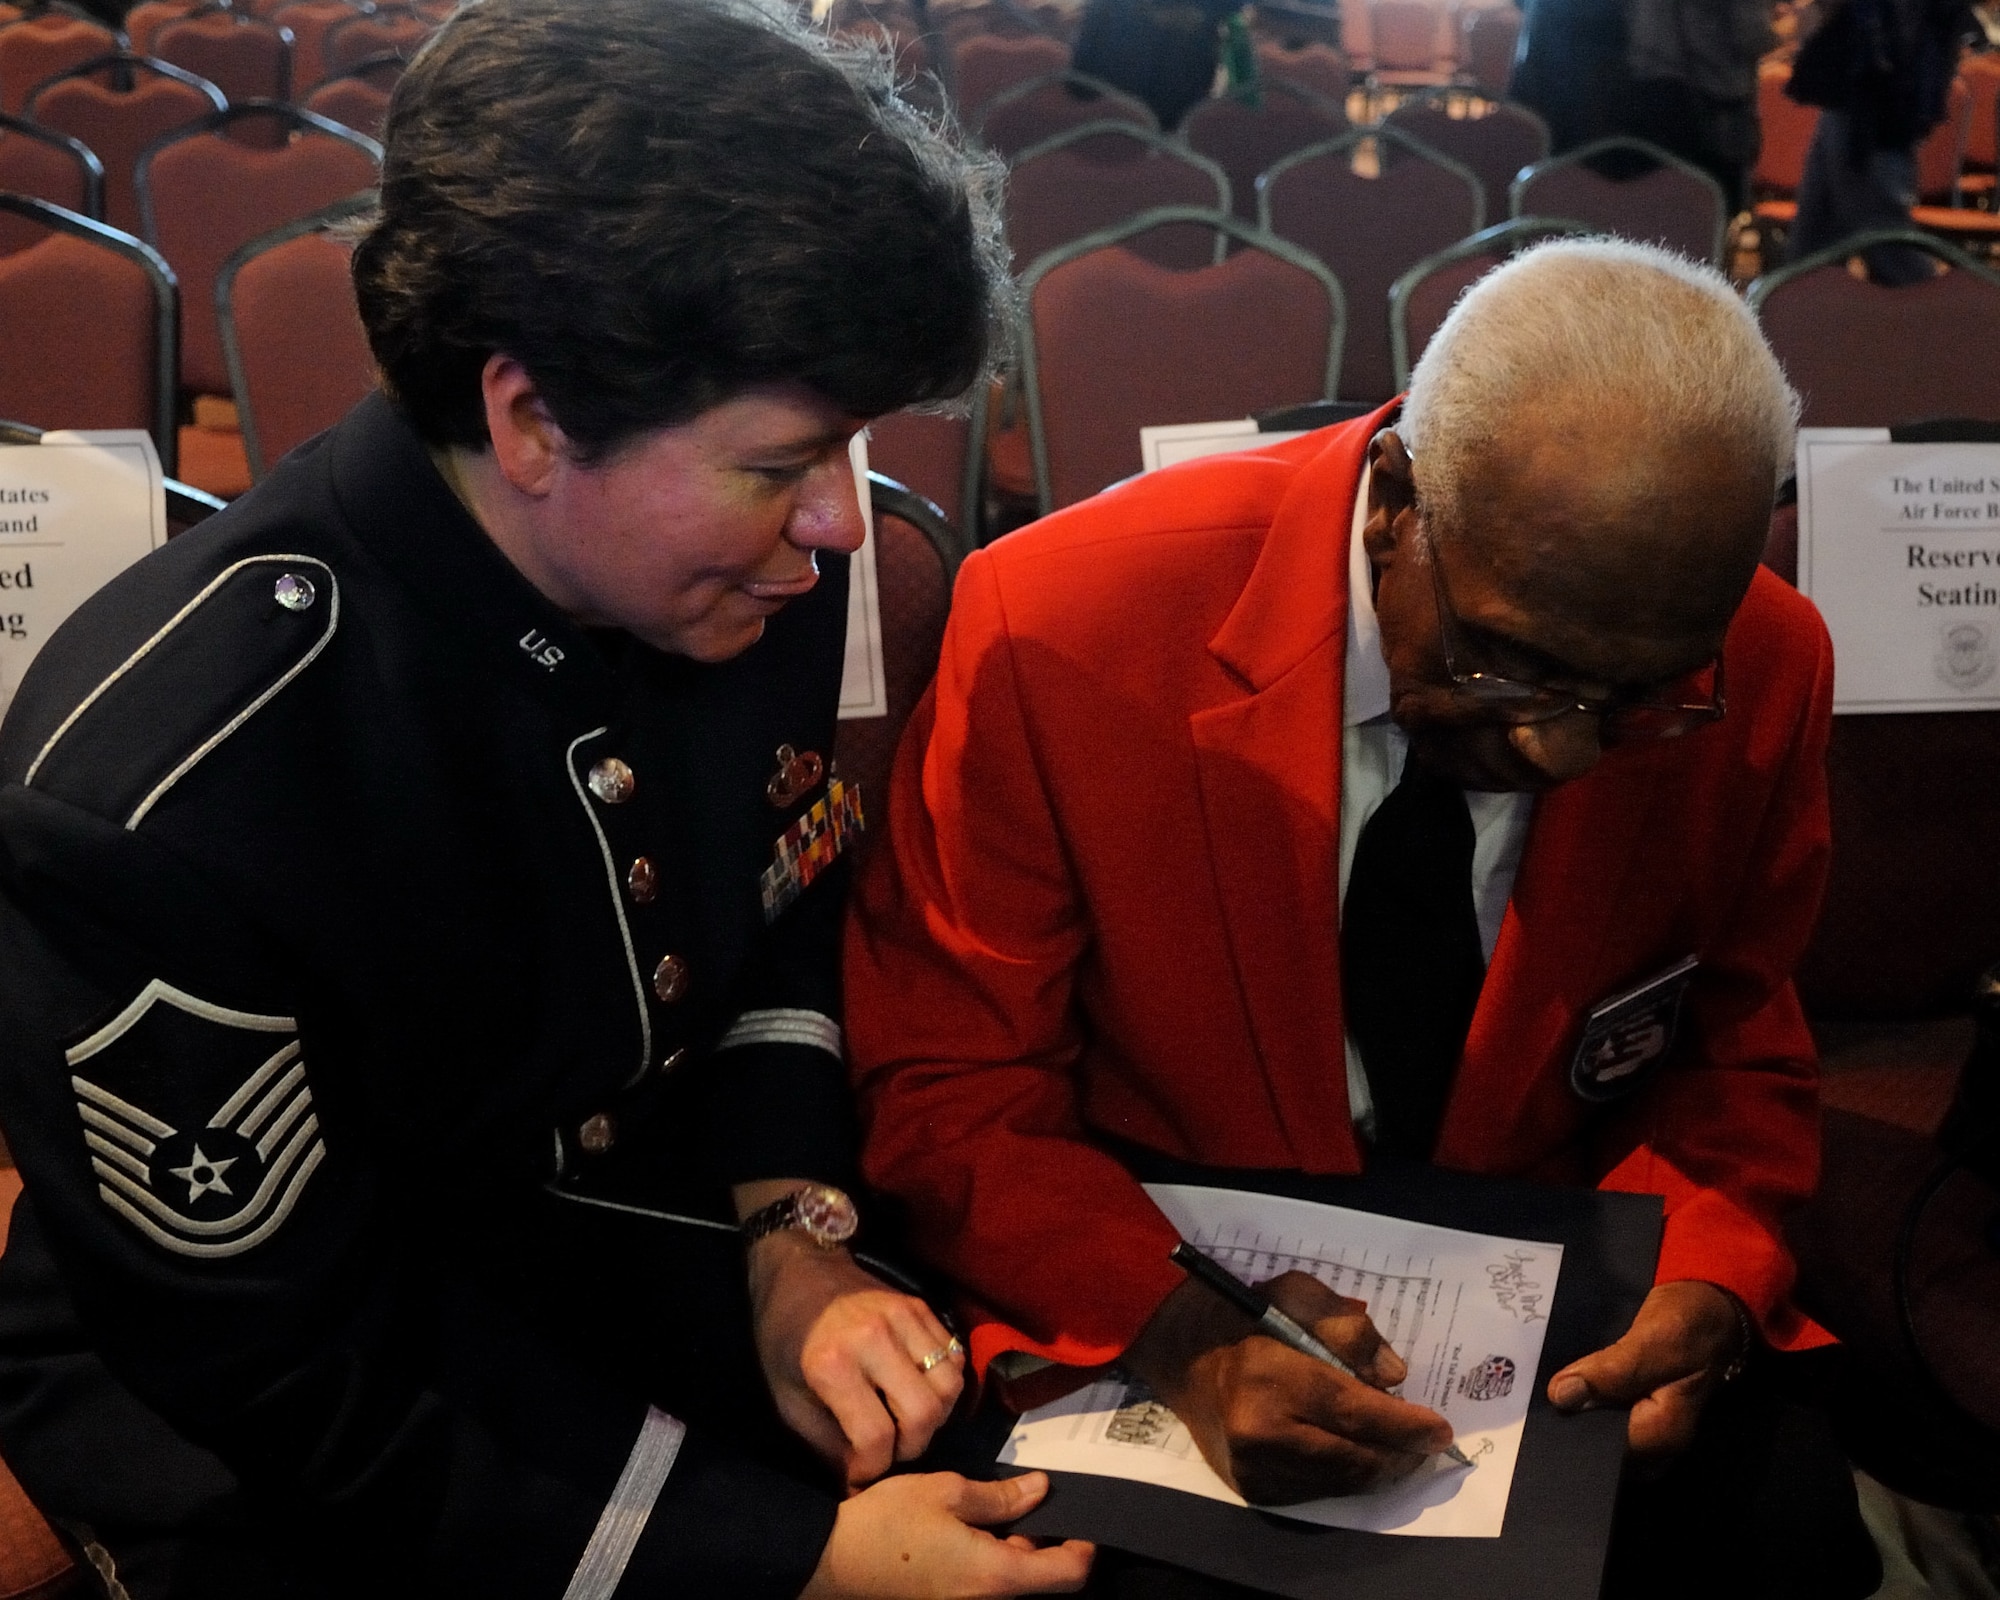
[
  {"xmin": 1546, "ymin": 1280, "xmax": 1748, "ymax": 1464},
  {"xmin": 747, "ymin": 1230, "xmax": 966, "ymax": 1487}
]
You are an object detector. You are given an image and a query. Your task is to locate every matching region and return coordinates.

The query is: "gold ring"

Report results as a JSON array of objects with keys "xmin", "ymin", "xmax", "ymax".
[{"xmin": 918, "ymin": 1337, "xmax": 964, "ymax": 1373}]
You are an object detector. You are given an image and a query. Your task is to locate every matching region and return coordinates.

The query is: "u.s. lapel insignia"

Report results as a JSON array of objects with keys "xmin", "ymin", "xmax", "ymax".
[
  {"xmin": 65, "ymin": 979, "xmax": 326, "ymax": 1259},
  {"xmin": 766, "ymin": 745, "xmax": 825, "ymax": 809},
  {"xmin": 1569, "ymin": 955, "xmax": 1699, "ymax": 1103},
  {"xmin": 759, "ymin": 776, "xmax": 865, "ymax": 922}
]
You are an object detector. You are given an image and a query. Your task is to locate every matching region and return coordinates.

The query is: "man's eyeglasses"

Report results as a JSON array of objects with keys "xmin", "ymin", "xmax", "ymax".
[{"xmin": 1422, "ymin": 523, "xmax": 1726, "ymax": 745}]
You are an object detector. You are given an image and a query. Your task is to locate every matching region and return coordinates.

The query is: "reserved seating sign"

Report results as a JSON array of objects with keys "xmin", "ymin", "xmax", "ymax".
[
  {"xmin": 1796, "ymin": 428, "xmax": 2000, "ymax": 714},
  {"xmin": 0, "ymin": 431, "xmax": 166, "ymax": 724}
]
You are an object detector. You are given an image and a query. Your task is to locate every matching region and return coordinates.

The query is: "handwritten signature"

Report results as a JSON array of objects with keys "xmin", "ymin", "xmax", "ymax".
[{"xmin": 1485, "ymin": 1251, "xmax": 1547, "ymax": 1324}]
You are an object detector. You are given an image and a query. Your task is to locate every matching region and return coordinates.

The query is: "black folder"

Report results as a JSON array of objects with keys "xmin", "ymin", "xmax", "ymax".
[{"xmin": 975, "ymin": 1160, "xmax": 1664, "ymax": 1600}]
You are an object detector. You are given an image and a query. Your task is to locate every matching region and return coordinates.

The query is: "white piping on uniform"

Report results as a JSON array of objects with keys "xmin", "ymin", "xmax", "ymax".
[
  {"xmin": 560, "ymin": 1407, "xmax": 687, "ymax": 1600},
  {"xmin": 563, "ymin": 729, "xmax": 652, "ymax": 1087},
  {"xmin": 715, "ymin": 1007, "xmax": 843, "ymax": 1060},
  {"xmin": 65, "ymin": 979, "xmax": 295, "ymax": 1066}
]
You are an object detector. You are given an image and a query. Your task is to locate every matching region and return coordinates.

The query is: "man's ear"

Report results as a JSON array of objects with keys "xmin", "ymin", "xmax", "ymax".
[
  {"xmin": 1363, "ymin": 428, "xmax": 1417, "ymax": 566},
  {"xmin": 480, "ymin": 354, "xmax": 565, "ymax": 497}
]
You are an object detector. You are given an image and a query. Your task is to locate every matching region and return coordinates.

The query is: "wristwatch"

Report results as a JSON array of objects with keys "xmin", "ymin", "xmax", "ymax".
[{"xmin": 741, "ymin": 1183, "xmax": 859, "ymax": 1249}]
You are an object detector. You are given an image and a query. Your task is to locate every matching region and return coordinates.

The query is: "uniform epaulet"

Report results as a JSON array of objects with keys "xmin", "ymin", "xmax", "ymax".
[{"xmin": 18, "ymin": 553, "xmax": 339, "ymax": 831}]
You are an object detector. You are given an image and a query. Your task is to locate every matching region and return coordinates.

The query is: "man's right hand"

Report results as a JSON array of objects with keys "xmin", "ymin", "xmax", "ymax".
[
  {"xmin": 1125, "ymin": 1270, "xmax": 1455, "ymax": 1504},
  {"xmin": 801, "ymin": 1471, "xmax": 1093, "ymax": 1599}
]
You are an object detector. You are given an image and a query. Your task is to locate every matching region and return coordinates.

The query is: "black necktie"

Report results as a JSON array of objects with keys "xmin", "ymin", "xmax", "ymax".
[{"xmin": 1340, "ymin": 754, "xmax": 1486, "ymax": 1160}]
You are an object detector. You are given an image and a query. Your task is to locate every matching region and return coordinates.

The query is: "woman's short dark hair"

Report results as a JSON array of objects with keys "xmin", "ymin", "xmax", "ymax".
[{"xmin": 351, "ymin": 0, "xmax": 1010, "ymax": 457}]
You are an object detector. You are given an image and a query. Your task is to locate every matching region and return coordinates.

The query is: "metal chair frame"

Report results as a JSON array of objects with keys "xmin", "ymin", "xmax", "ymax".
[
  {"xmin": 868, "ymin": 469, "xmax": 966, "ymax": 586},
  {"xmin": 24, "ymin": 45, "xmax": 223, "ymax": 108},
  {"xmin": 1255, "ymin": 121, "xmax": 1487, "ymax": 233},
  {"xmin": 0, "ymin": 191, "xmax": 179, "ymax": 471},
  {"xmin": 1188, "ymin": 72, "xmax": 1347, "ymax": 125},
  {"xmin": 1745, "ymin": 226, "xmax": 2000, "ymax": 312},
  {"xmin": 152, "ymin": 4, "xmax": 298, "ymax": 104},
  {"xmin": 1386, "ymin": 214, "xmax": 1590, "ymax": 390},
  {"xmin": 215, "ymin": 190, "xmax": 374, "ymax": 480},
  {"xmin": 1015, "ymin": 204, "xmax": 1347, "ymax": 514},
  {"xmin": 0, "ymin": 105, "xmax": 102, "ymax": 216},
  {"xmin": 1008, "ymin": 117, "xmax": 1234, "ymax": 264},
  {"xmin": 975, "ymin": 68, "xmax": 1157, "ymax": 140},
  {"xmin": 0, "ymin": 413, "xmax": 224, "ymax": 523},
  {"xmin": 1508, "ymin": 132, "xmax": 1729, "ymax": 267},
  {"xmin": 134, "ymin": 98, "xmax": 380, "ymax": 245}
]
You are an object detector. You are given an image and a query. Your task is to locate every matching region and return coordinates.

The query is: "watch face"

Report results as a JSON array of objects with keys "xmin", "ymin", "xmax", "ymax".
[{"xmin": 797, "ymin": 1184, "xmax": 858, "ymax": 1245}]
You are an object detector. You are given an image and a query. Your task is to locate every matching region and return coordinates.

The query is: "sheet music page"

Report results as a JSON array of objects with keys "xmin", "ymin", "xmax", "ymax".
[{"xmin": 999, "ymin": 1183, "xmax": 1564, "ymax": 1538}]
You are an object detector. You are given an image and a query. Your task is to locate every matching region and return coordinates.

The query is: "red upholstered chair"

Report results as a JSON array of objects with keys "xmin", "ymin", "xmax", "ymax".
[
  {"xmin": 1385, "ymin": 213, "xmax": 1588, "ymax": 389},
  {"xmin": 122, "ymin": 0, "xmax": 203, "ymax": 55},
  {"xmin": 138, "ymin": 103, "xmax": 378, "ymax": 401},
  {"xmin": 300, "ymin": 54, "xmax": 396, "ymax": 139},
  {"xmin": 320, "ymin": 6, "xmax": 433, "ymax": 83},
  {"xmin": 1006, "ymin": 119, "xmax": 1228, "ymax": 271},
  {"xmin": 1019, "ymin": 206, "xmax": 1343, "ymax": 511},
  {"xmin": 26, "ymin": 53, "xmax": 224, "ymax": 236},
  {"xmin": 271, "ymin": 0, "xmax": 365, "ymax": 99},
  {"xmin": 976, "ymin": 69, "xmax": 1152, "ymax": 158},
  {"xmin": 0, "ymin": 9, "xmax": 115, "ymax": 114},
  {"xmin": 1960, "ymin": 50, "xmax": 2000, "ymax": 203},
  {"xmin": 1259, "ymin": 123, "xmax": 1484, "ymax": 401},
  {"xmin": 864, "ymin": 412, "xmax": 972, "ymax": 533},
  {"xmin": 1747, "ymin": 231, "xmax": 2000, "ymax": 1017},
  {"xmin": 0, "ymin": 112, "xmax": 100, "ymax": 252},
  {"xmin": 0, "ymin": 1168, "xmax": 79, "ymax": 1600},
  {"xmin": 218, "ymin": 201, "xmax": 376, "ymax": 476},
  {"xmin": 951, "ymin": 30, "xmax": 1068, "ymax": 122},
  {"xmin": 1915, "ymin": 74, "xmax": 1971, "ymax": 204},
  {"xmin": 830, "ymin": 472, "xmax": 961, "ymax": 862},
  {"xmin": 1180, "ymin": 79, "xmax": 1346, "ymax": 222},
  {"xmin": 0, "ymin": 194, "xmax": 179, "ymax": 471},
  {"xmin": 1339, "ymin": 0, "xmax": 1375, "ymax": 75},
  {"xmin": 1384, "ymin": 94, "xmax": 1546, "ymax": 227},
  {"xmin": 153, "ymin": 9, "xmax": 294, "ymax": 110},
  {"xmin": 1459, "ymin": 4, "xmax": 1520, "ymax": 96},
  {"xmin": 1367, "ymin": 0, "xmax": 1453, "ymax": 87},
  {"xmin": 1509, "ymin": 134, "xmax": 1728, "ymax": 264},
  {"xmin": 1255, "ymin": 39, "xmax": 1350, "ymax": 104}
]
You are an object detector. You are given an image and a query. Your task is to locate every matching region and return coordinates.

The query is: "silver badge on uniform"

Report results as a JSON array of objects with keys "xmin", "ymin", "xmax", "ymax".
[
  {"xmin": 65, "ymin": 980, "xmax": 326, "ymax": 1259},
  {"xmin": 1569, "ymin": 955, "xmax": 1699, "ymax": 1103}
]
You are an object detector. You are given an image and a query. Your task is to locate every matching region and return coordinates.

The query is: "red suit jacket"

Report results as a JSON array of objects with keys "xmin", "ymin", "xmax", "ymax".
[{"xmin": 845, "ymin": 405, "xmax": 1835, "ymax": 1374}]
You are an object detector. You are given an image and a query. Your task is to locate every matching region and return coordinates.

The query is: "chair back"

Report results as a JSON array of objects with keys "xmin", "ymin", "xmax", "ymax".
[
  {"xmin": 139, "ymin": 103, "xmax": 379, "ymax": 395},
  {"xmin": 1020, "ymin": 205, "xmax": 1344, "ymax": 511},
  {"xmin": 272, "ymin": 0, "xmax": 365, "ymax": 97},
  {"xmin": 1007, "ymin": 119, "xmax": 1228, "ymax": 270},
  {"xmin": 153, "ymin": 9, "xmax": 292, "ymax": 110},
  {"xmin": 1383, "ymin": 95, "xmax": 1546, "ymax": 223},
  {"xmin": 1255, "ymin": 39, "xmax": 1350, "ymax": 103},
  {"xmin": 0, "ymin": 194, "xmax": 178, "ymax": 469},
  {"xmin": 218, "ymin": 199, "xmax": 375, "ymax": 476},
  {"xmin": 301, "ymin": 57, "xmax": 394, "ymax": 138},
  {"xmin": 1369, "ymin": 0, "xmax": 1450, "ymax": 78},
  {"xmin": 1181, "ymin": 80, "xmax": 1347, "ymax": 221},
  {"xmin": 830, "ymin": 472, "xmax": 960, "ymax": 862},
  {"xmin": 1339, "ymin": 0, "xmax": 1375, "ymax": 73},
  {"xmin": 1260, "ymin": 125, "xmax": 1482, "ymax": 401},
  {"xmin": 0, "ymin": 110, "xmax": 100, "ymax": 250},
  {"xmin": 953, "ymin": 30, "xmax": 1068, "ymax": 120},
  {"xmin": 0, "ymin": 9, "xmax": 115, "ymax": 112},
  {"xmin": 1386, "ymin": 213, "xmax": 1588, "ymax": 388},
  {"xmin": 1460, "ymin": 4, "xmax": 1520, "ymax": 97},
  {"xmin": 27, "ymin": 53, "xmax": 224, "ymax": 235},
  {"xmin": 1510, "ymin": 134, "xmax": 1728, "ymax": 264},
  {"xmin": 977, "ymin": 69, "xmax": 1152, "ymax": 157},
  {"xmin": 123, "ymin": 0, "xmax": 202, "ymax": 54},
  {"xmin": 1963, "ymin": 50, "xmax": 2000, "ymax": 172},
  {"xmin": 865, "ymin": 411, "xmax": 971, "ymax": 532},
  {"xmin": 321, "ymin": 6, "xmax": 432, "ymax": 82},
  {"xmin": 1915, "ymin": 75, "xmax": 1971, "ymax": 204},
  {"xmin": 1754, "ymin": 61, "xmax": 1816, "ymax": 197}
]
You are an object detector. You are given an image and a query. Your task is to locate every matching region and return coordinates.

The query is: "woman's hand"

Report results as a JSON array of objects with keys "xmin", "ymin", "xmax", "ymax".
[{"xmin": 800, "ymin": 1471, "xmax": 1094, "ymax": 1599}]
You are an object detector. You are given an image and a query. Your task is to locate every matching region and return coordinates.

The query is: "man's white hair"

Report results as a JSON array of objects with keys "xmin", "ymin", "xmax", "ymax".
[{"xmin": 1398, "ymin": 237, "xmax": 1800, "ymax": 539}]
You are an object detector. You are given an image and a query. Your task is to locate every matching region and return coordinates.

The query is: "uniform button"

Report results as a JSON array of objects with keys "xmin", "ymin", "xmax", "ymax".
[
  {"xmin": 273, "ymin": 573, "xmax": 317, "ymax": 611},
  {"xmin": 587, "ymin": 758, "xmax": 636, "ymax": 805},
  {"xmin": 652, "ymin": 953, "xmax": 690, "ymax": 1004},
  {"xmin": 577, "ymin": 1113, "xmax": 616, "ymax": 1154},
  {"xmin": 627, "ymin": 856, "xmax": 659, "ymax": 905}
]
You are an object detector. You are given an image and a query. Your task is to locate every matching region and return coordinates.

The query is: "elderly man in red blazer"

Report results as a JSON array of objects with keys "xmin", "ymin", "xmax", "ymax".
[{"xmin": 846, "ymin": 241, "xmax": 1876, "ymax": 1597}]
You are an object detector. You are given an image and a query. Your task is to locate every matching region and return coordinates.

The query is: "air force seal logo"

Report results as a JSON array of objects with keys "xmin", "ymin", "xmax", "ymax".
[
  {"xmin": 66, "ymin": 980, "xmax": 325, "ymax": 1259},
  {"xmin": 1570, "ymin": 955, "xmax": 1699, "ymax": 1104},
  {"xmin": 1457, "ymin": 1355, "xmax": 1517, "ymax": 1402}
]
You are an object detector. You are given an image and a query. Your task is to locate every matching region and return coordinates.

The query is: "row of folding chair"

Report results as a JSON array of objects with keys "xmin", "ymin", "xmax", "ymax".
[{"xmin": 0, "ymin": 190, "xmax": 372, "ymax": 478}]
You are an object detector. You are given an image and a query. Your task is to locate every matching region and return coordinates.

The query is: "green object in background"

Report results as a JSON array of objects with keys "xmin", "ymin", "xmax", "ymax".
[{"xmin": 1222, "ymin": 8, "xmax": 1259, "ymax": 103}]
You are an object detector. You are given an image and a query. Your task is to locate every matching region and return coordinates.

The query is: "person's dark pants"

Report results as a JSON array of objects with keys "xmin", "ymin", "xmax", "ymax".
[
  {"xmin": 1080, "ymin": 1348, "xmax": 1882, "ymax": 1600},
  {"xmin": 1791, "ymin": 109, "xmax": 1933, "ymax": 285}
]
